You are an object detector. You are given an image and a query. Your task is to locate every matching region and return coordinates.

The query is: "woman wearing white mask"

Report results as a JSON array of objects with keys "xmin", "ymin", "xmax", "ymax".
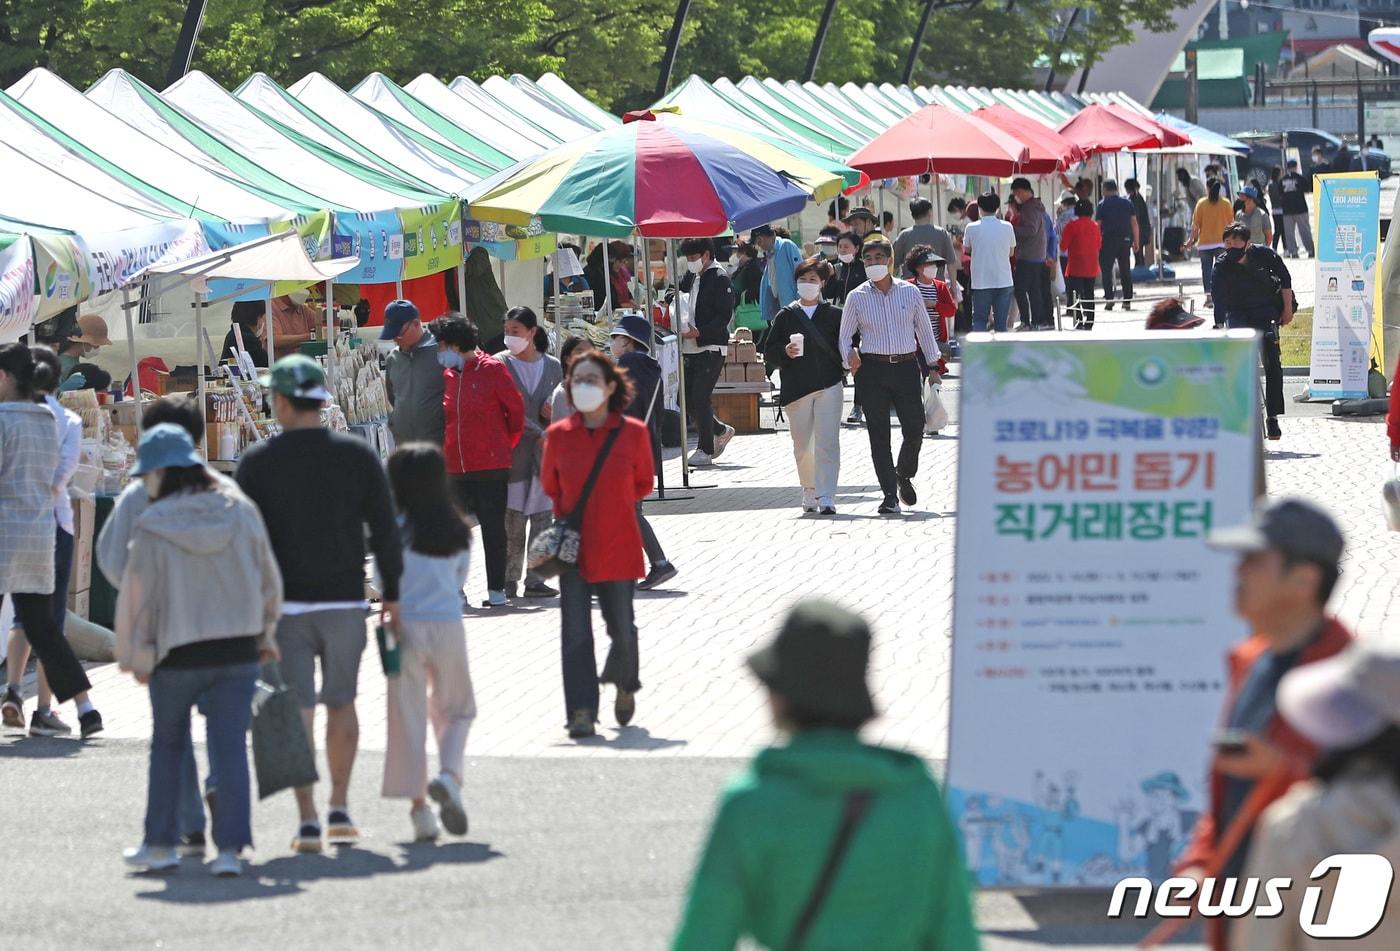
[
  {"xmin": 824, "ymin": 231, "xmax": 869, "ymax": 424},
  {"xmin": 540, "ymin": 352, "xmax": 654, "ymax": 739},
  {"xmin": 496, "ymin": 307, "xmax": 563, "ymax": 600},
  {"xmin": 763, "ymin": 260, "xmax": 845, "ymax": 515},
  {"xmin": 433, "ymin": 315, "xmax": 525, "ymax": 608}
]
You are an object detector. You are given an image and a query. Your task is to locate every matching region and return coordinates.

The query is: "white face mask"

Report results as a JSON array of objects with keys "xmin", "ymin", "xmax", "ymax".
[
  {"xmin": 288, "ymin": 290, "xmax": 311, "ymax": 306},
  {"xmin": 686, "ymin": 258, "xmax": 704, "ymax": 274},
  {"xmin": 796, "ymin": 282, "xmax": 822, "ymax": 302},
  {"xmin": 838, "ymin": 252, "xmax": 855, "ymax": 265},
  {"xmin": 819, "ymin": 245, "xmax": 837, "ymax": 258},
  {"xmin": 438, "ymin": 349, "xmax": 464, "ymax": 370},
  {"xmin": 920, "ymin": 266, "xmax": 939, "ymax": 281},
  {"xmin": 504, "ymin": 334, "xmax": 531, "ymax": 354},
  {"xmin": 571, "ymin": 382, "xmax": 607, "ymax": 413},
  {"xmin": 865, "ymin": 264, "xmax": 889, "ymax": 282}
]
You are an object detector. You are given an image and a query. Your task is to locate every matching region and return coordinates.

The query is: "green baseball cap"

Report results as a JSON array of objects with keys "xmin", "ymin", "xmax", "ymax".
[{"xmin": 261, "ymin": 354, "xmax": 331, "ymax": 402}]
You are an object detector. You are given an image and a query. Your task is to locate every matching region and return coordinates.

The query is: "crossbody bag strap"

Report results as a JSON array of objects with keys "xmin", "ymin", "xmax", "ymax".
[
  {"xmin": 785, "ymin": 790, "xmax": 874, "ymax": 951},
  {"xmin": 789, "ymin": 306, "xmax": 840, "ymax": 363},
  {"xmin": 565, "ymin": 424, "xmax": 624, "ymax": 528}
]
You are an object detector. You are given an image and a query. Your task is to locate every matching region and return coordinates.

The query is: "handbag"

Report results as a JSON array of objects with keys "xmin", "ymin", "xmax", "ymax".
[
  {"xmin": 250, "ymin": 661, "xmax": 319, "ymax": 800},
  {"xmin": 528, "ymin": 424, "xmax": 624, "ymax": 579},
  {"xmin": 785, "ymin": 790, "xmax": 874, "ymax": 951},
  {"xmin": 787, "ymin": 305, "xmax": 841, "ymax": 364}
]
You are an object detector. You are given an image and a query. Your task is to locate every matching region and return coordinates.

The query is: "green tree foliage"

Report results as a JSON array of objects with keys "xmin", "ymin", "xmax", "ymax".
[{"xmin": 0, "ymin": 0, "xmax": 1195, "ymax": 112}]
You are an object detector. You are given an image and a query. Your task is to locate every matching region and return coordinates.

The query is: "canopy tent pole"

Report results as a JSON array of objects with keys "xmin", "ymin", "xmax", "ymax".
[
  {"xmin": 670, "ymin": 238, "xmax": 693, "ymax": 488},
  {"xmin": 456, "ymin": 259, "xmax": 468, "ymax": 318},
  {"xmin": 196, "ymin": 293, "xmax": 206, "ymax": 458},
  {"xmin": 325, "ymin": 279, "xmax": 335, "ymax": 388},
  {"xmin": 265, "ymin": 289, "xmax": 274, "ymax": 363},
  {"xmin": 395, "ymin": 278, "xmax": 403, "ymax": 299},
  {"xmin": 601, "ymin": 238, "xmax": 612, "ymax": 317},
  {"xmin": 1156, "ymin": 155, "xmax": 1167, "ymax": 281},
  {"xmin": 123, "ymin": 287, "xmax": 140, "ymax": 433},
  {"xmin": 641, "ymin": 236, "xmax": 666, "ymax": 499}
]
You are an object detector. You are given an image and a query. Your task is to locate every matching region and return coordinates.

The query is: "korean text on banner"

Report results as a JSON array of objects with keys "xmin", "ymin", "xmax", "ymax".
[
  {"xmin": 31, "ymin": 233, "xmax": 92, "ymax": 320},
  {"xmin": 0, "ymin": 237, "xmax": 37, "ymax": 344},
  {"xmin": 1309, "ymin": 172, "xmax": 1381, "ymax": 400},
  {"xmin": 202, "ymin": 212, "xmax": 337, "ymax": 300},
  {"xmin": 946, "ymin": 334, "xmax": 1257, "ymax": 889},
  {"xmin": 331, "ymin": 210, "xmax": 404, "ymax": 286},
  {"xmin": 85, "ymin": 221, "xmax": 208, "ymax": 297},
  {"xmin": 401, "ymin": 201, "xmax": 463, "ymax": 281}
]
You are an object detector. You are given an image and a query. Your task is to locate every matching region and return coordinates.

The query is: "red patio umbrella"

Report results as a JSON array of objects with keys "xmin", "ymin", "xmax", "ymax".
[
  {"xmin": 846, "ymin": 104, "xmax": 1031, "ymax": 178},
  {"xmin": 971, "ymin": 104, "xmax": 1087, "ymax": 173},
  {"xmin": 1055, "ymin": 103, "xmax": 1190, "ymax": 154}
]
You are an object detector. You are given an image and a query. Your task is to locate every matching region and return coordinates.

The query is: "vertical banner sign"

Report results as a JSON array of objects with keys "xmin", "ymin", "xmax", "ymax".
[
  {"xmin": 0, "ymin": 237, "xmax": 37, "ymax": 344},
  {"xmin": 30, "ymin": 233, "xmax": 92, "ymax": 320},
  {"xmin": 332, "ymin": 210, "xmax": 405, "ymax": 286},
  {"xmin": 1309, "ymin": 173, "xmax": 1380, "ymax": 399},
  {"xmin": 400, "ymin": 201, "xmax": 464, "ymax": 281},
  {"xmin": 84, "ymin": 221, "xmax": 207, "ymax": 297},
  {"xmin": 947, "ymin": 334, "xmax": 1256, "ymax": 889}
]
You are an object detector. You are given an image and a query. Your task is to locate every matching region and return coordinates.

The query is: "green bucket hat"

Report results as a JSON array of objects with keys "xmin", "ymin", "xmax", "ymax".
[
  {"xmin": 261, "ymin": 354, "xmax": 331, "ymax": 402},
  {"xmin": 747, "ymin": 599, "xmax": 877, "ymax": 723}
]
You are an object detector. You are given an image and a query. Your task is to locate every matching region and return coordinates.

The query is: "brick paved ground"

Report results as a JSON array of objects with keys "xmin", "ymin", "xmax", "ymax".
[{"xmin": 74, "ymin": 251, "xmax": 1398, "ymax": 762}]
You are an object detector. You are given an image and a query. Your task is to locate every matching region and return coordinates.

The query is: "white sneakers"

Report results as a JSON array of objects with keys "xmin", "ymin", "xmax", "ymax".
[
  {"xmin": 411, "ymin": 804, "xmax": 442, "ymax": 842},
  {"xmin": 802, "ymin": 488, "xmax": 818, "ymax": 513},
  {"xmin": 209, "ymin": 851, "xmax": 242, "ymax": 878},
  {"xmin": 688, "ymin": 450, "xmax": 714, "ymax": 467},
  {"xmin": 428, "ymin": 771, "xmax": 469, "ymax": 836},
  {"xmin": 123, "ymin": 844, "xmax": 178, "ymax": 872},
  {"xmin": 485, "ymin": 590, "xmax": 509, "ymax": 608}
]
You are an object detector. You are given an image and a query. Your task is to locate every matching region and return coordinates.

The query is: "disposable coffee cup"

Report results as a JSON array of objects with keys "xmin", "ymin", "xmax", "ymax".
[{"xmin": 790, "ymin": 333, "xmax": 805, "ymax": 357}]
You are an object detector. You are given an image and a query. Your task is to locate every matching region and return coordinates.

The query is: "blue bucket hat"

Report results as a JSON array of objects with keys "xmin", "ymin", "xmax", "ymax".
[
  {"xmin": 610, "ymin": 311, "xmax": 653, "ymax": 352},
  {"xmin": 131, "ymin": 423, "xmax": 202, "ymax": 476}
]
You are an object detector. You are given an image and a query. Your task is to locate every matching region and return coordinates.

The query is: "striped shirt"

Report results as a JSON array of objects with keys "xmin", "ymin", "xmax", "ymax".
[{"xmin": 839, "ymin": 278, "xmax": 942, "ymax": 366}]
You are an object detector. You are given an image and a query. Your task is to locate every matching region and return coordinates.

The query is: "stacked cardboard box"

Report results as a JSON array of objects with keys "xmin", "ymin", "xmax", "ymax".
[
  {"xmin": 68, "ymin": 496, "xmax": 95, "ymax": 620},
  {"xmin": 721, "ymin": 327, "xmax": 766, "ymax": 383}
]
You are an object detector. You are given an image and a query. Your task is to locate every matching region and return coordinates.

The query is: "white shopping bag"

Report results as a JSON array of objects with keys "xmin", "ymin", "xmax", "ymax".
[{"xmin": 924, "ymin": 382, "xmax": 949, "ymax": 434}]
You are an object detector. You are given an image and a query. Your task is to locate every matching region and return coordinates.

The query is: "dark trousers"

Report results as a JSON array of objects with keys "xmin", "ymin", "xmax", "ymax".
[
  {"xmin": 855, "ymin": 359, "xmax": 925, "ymax": 498},
  {"xmin": 1040, "ymin": 264, "xmax": 1055, "ymax": 327},
  {"xmin": 1099, "ymin": 239, "xmax": 1133, "ymax": 303},
  {"xmin": 1272, "ymin": 215, "xmax": 1285, "ymax": 252},
  {"xmin": 453, "ymin": 474, "xmax": 508, "ymax": 592},
  {"xmin": 559, "ymin": 572, "xmax": 639, "ymax": 718},
  {"xmin": 635, "ymin": 501, "xmax": 666, "ymax": 566},
  {"xmin": 954, "ymin": 270, "xmax": 973, "ymax": 335},
  {"xmin": 1226, "ymin": 309, "xmax": 1286, "ymax": 419},
  {"xmin": 1066, "ymin": 276, "xmax": 1097, "ymax": 328},
  {"xmin": 0, "ymin": 592, "xmax": 90, "ymax": 702},
  {"xmin": 684, "ymin": 350, "xmax": 725, "ymax": 454},
  {"xmin": 1013, "ymin": 259, "xmax": 1049, "ymax": 327}
]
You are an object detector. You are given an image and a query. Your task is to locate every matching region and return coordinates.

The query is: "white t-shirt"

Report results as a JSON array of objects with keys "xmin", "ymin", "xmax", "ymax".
[{"xmin": 962, "ymin": 217, "xmax": 1015, "ymax": 290}]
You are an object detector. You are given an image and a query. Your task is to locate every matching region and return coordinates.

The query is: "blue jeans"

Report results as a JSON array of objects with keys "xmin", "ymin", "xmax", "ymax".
[
  {"xmin": 146, "ymin": 662, "xmax": 258, "ymax": 850},
  {"xmin": 559, "ymin": 572, "xmax": 639, "ymax": 719},
  {"xmin": 972, "ymin": 287, "xmax": 1013, "ymax": 332},
  {"xmin": 1199, "ymin": 249, "xmax": 1218, "ymax": 298}
]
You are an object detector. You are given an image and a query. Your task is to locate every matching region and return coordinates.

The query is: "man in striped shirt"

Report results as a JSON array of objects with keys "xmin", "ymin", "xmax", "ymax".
[{"xmin": 838, "ymin": 235, "xmax": 943, "ymax": 514}]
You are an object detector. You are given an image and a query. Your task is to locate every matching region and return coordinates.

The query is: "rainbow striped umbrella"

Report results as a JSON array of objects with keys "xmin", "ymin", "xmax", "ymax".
[{"xmin": 465, "ymin": 110, "xmax": 846, "ymax": 238}]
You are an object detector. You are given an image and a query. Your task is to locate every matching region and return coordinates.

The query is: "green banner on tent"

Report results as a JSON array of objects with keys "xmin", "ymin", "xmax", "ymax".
[{"xmin": 400, "ymin": 201, "xmax": 463, "ymax": 281}]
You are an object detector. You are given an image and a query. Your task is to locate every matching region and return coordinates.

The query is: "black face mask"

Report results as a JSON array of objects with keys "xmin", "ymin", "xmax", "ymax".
[{"xmin": 1222, "ymin": 246, "xmax": 1247, "ymax": 261}]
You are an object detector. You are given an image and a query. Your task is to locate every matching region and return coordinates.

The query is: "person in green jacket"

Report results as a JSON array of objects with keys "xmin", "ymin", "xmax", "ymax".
[{"xmin": 673, "ymin": 600, "xmax": 980, "ymax": 951}]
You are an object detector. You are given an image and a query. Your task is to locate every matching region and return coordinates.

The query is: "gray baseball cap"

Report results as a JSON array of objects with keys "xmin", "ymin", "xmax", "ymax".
[
  {"xmin": 1206, "ymin": 498, "xmax": 1344, "ymax": 568},
  {"xmin": 1278, "ymin": 644, "xmax": 1400, "ymax": 748}
]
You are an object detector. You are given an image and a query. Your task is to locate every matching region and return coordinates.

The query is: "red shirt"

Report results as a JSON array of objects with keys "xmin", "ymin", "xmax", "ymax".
[
  {"xmin": 540, "ymin": 412, "xmax": 654, "ymax": 582},
  {"xmin": 443, "ymin": 352, "xmax": 524, "ymax": 475},
  {"xmin": 1060, "ymin": 217, "xmax": 1102, "ymax": 278}
]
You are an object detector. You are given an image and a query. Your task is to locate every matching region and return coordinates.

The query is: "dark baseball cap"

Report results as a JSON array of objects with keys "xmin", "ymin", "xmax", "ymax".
[
  {"xmin": 379, "ymin": 299, "xmax": 420, "ymax": 341},
  {"xmin": 1207, "ymin": 498, "xmax": 1344, "ymax": 568},
  {"xmin": 843, "ymin": 207, "xmax": 877, "ymax": 224}
]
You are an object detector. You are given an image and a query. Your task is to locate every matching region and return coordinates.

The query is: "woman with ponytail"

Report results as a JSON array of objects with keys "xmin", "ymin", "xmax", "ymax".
[
  {"xmin": 0, "ymin": 343, "xmax": 102, "ymax": 738},
  {"xmin": 1189, "ymin": 178, "xmax": 1234, "ymax": 312},
  {"xmin": 496, "ymin": 306, "xmax": 563, "ymax": 599}
]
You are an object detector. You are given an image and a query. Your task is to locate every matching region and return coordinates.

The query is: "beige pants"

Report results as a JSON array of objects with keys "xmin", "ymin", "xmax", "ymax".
[
  {"xmin": 785, "ymin": 383, "xmax": 843, "ymax": 502},
  {"xmin": 505, "ymin": 509, "xmax": 552, "ymax": 590},
  {"xmin": 382, "ymin": 619, "xmax": 477, "ymax": 799}
]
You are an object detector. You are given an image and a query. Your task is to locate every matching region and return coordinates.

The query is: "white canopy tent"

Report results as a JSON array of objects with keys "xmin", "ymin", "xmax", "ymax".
[{"xmin": 403, "ymin": 73, "xmax": 557, "ymax": 159}]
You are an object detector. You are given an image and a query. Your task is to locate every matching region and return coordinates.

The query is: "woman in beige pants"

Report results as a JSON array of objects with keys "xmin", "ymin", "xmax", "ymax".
[{"xmin": 381, "ymin": 445, "xmax": 477, "ymax": 840}]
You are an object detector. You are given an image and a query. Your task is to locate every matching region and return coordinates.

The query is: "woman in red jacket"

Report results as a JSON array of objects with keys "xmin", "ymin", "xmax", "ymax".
[
  {"xmin": 540, "ymin": 352, "xmax": 654, "ymax": 739},
  {"xmin": 1061, "ymin": 198, "xmax": 1103, "ymax": 330},
  {"xmin": 433, "ymin": 314, "xmax": 524, "ymax": 608}
]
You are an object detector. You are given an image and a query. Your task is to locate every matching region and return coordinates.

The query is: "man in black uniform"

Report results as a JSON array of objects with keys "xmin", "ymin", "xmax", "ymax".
[{"xmin": 1212, "ymin": 223, "xmax": 1295, "ymax": 441}]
